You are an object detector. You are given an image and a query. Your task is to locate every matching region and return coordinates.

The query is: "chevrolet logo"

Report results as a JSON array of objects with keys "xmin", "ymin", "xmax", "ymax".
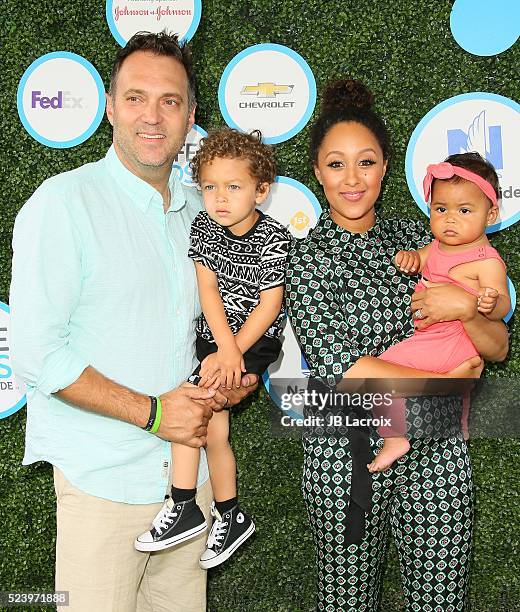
[{"xmin": 241, "ymin": 83, "xmax": 294, "ymax": 98}]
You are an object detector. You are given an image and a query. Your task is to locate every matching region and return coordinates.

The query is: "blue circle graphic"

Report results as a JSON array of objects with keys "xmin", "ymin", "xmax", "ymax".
[
  {"xmin": 504, "ymin": 278, "xmax": 516, "ymax": 324},
  {"xmin": 17, "ymin": 52, "xmax": 106, "ymax": 149},
  {"xmin": 106, "ymin": 0, "xmax": 202, "ymax": 47},
  {"xmin": 0, "ymin": 302, "xmax": 27, "ymax": 420},
  {"xmin": 218, "ymin": 43, "xmax": 317, "ymax": 145},
  {"xmin": 262, "ymin": 175, "xmax": 322, "ymax": 416},
  {"xmin": 450, "ymin": 0, "xmax": 519, "ymax": 56},
  {"xmin": 405, "ymin": 92, "xmax": 520, "ymax": 234}
]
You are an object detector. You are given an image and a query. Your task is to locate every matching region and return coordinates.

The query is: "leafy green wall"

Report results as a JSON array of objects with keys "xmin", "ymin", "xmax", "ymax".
[{"xmin": 1, "ymin": 1, "xmax": 518, "ymax": 610}]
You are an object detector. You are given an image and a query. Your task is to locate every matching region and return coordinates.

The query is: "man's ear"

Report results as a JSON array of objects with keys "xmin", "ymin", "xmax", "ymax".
[
  {"xmin": 106, "ymin": 92, "xmax": 114, "ymax": 127},
  {"xmin": 255, "ymin": 182, "xmax": 270, "ymax": 204}
]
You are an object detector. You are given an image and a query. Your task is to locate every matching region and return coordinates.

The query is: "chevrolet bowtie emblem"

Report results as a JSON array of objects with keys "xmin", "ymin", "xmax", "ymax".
[{"xmin": 241, "ymin": 83, "xmax": 294, "ymax": 98}]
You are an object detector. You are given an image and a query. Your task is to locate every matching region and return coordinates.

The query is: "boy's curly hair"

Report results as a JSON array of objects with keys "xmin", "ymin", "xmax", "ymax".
[{"xmin": 190, "ymin": 128, "xmax": 276, "ymax": 187}]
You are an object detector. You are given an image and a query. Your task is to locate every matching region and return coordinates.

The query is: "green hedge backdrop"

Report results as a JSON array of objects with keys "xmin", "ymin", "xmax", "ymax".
[{"xmin": 1, "ymin": 1, "xmax": 519, "ymax": 610}]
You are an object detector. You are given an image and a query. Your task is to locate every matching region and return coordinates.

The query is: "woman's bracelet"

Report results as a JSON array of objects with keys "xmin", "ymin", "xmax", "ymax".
[{"xmin": 143, "ymin": 396, "xmax": 162, "ymax": 433}]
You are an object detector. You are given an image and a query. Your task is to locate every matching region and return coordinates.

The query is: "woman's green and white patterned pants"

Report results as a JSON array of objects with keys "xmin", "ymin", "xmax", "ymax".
[{"xmin": 302, "ymin": 434, "xmax": 474, "ymax": 612}]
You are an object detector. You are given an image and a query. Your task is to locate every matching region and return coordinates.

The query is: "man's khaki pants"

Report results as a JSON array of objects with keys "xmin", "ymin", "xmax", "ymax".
[{"xmin": 54, "ymin": 467, "xmax": 212, "ymax": 612}]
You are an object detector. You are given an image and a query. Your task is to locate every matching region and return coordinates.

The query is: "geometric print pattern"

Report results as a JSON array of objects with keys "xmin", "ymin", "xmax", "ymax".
[
  {"xmin": 286, "ymin": 211, "xmax": 432, "ymax": 386},
  {"xmin": 302, "ymin": 434, "xmax": 473, "ymax": 612},
  {"xmin": 189, "ymin": 210, "xmax": 291, "ymax": 340}
]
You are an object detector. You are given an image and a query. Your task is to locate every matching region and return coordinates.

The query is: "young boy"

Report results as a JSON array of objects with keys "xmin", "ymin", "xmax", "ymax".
[{"xmin": 135, "ymin": 128, "xmax": 291, "ymax": 569}]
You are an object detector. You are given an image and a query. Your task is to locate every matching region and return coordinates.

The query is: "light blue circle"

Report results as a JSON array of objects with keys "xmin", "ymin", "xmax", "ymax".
[
  {"xmin": 405, "ymin": 92, "xmax": 520, "ymax": 234},
  {"xmin": 504, "ymin": 277, "xmax": 516, "ymax": 324},
  {"xmin": 263, "ymin": 175, "xmax": 322, "ymax": 414},
  {"xmin": 218, "ymin": 43, "xmax": 317, "ymax": 145},
  {"xmin": 17, "ymin": 51, "xmax": 106, "ymax": 149},
  {"xmin": 450, "ymin": 0, "xmax": 519, "ymax": 57},
  {"xmin": 106, "ymin": 0, "xmax": 202, "ymax": 47},
  {"xmin": 0, "ymin": 302, "xmax": 27, "ymax": 420}
]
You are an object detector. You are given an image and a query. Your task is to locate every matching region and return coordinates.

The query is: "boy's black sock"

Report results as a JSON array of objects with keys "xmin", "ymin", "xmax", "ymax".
[
  {"xmin": 215, "ymin": 497, "xmax": 238, "ymax": 515},
  {"xmin": 170, "ymin": 486, "xmax": 196, "ymax": 502}
]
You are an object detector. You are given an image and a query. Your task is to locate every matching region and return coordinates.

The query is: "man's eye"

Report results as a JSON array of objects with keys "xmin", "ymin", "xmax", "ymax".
[
  {"xmin": 128, "ymin": 96, "xmax": 140, "ymax": 103},
  {"xmin": 164, "ymin": 99, "xmax": 177, "ymax": 106}
]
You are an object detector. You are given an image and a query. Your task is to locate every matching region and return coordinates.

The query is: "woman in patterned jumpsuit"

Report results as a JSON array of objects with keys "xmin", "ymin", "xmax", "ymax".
[{"xmin": 285, "ymin": 79, "xmax": 508, "ymax": 612}]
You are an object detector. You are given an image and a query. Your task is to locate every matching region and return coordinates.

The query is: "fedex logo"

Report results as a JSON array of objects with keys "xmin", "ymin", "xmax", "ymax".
[{"xmin": 31, "ymin": 90, "xmax": 83, "ymax": 109}]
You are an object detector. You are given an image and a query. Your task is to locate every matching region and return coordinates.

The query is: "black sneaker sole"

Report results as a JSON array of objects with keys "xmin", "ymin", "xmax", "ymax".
[
  {"xmin": 135, "ymin": 521, "xmax": 207, "ymax": 552},
  {"xmin": 199, "ymin": 522, "xmax": 255, "ymax": 569}
]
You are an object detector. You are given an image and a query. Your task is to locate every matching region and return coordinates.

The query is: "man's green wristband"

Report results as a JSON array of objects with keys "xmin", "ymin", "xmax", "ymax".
[{"xmin": 150, "ymin": 396, "xmax": 162, "ymax": 434}]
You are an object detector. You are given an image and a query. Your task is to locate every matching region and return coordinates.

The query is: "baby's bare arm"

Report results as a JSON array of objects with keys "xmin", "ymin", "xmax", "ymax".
[{"xmin": 476, "ymin": 258, "xmax": 510, "ymax": 320}]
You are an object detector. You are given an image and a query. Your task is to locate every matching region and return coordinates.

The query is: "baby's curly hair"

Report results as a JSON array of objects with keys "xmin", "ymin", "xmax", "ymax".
[{"xmin": 191, "ymin": 128, "xmax": 276, "ymax": 187}]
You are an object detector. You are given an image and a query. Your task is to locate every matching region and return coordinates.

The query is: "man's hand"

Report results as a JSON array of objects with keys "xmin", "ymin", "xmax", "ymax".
[
  {"xmin": 411, "ymin": 280, "xmax": 477, "ymax": 330},
  {"xmin": 157, "ymin": 385, "xmax": 216, "ymax": 447},
  {"xmin": 212, "ymin": 373, "xmax": 259, "ymax": 411},
  {"xmin": 395, "ymin": 250, "xmax": 421, "ymax": 274}
]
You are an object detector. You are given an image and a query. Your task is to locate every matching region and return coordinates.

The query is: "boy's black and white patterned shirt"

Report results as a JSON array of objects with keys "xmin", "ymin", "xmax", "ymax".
[{"xmin": 189, "ymin": 210, "xmax": 291, "ymax": 341}]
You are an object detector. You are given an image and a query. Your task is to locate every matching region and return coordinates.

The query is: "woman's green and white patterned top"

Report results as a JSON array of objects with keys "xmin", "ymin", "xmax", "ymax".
[{"xmin": 286, "ymin": 210, "xmax": 430, "ymax": 386}]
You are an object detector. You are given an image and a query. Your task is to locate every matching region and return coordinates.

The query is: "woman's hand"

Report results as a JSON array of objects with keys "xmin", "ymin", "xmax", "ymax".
[
  {"xmin": 447, "ymin": 355, "xmax": 484, "ymax": 378},
  {"xmin": 411, "ymin": 280, "xmax": 477, "ymax": 330}
]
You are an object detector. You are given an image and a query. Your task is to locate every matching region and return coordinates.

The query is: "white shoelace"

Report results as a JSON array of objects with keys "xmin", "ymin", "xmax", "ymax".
[
  {"xmin": 153, "ymin": 505, "xmax": 178, "ymax": 535},
  {"xmin": 207, "ymin": 520, "xmax": 228, "ymax": 549}
]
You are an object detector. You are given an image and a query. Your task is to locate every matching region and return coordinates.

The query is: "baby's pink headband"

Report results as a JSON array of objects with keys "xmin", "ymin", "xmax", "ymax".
[{"xmin": 423, "ymin": 162, "xmax": 498, "ymax": 208}]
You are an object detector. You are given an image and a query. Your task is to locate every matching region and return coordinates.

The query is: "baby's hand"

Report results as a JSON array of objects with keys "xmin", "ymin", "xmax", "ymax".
[
  {"xmin": 395, "ymin": 250, "xmax": 421, "ymax": 274},
  {"xmin": 477, "ymin": 287, "xmax": 499, "ymax": 314}
]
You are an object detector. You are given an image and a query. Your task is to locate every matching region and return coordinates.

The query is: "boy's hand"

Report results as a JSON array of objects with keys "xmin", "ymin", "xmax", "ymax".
[
  {"xmin": 200, "ymin": 343, "xmax": 246, "ymax": 390},
  {"xmin": 477, "ymin": 287, "xmax": 499, "ymax": 314},
  {"xmin": 395, "ymin": 250, "xmax": 421, "ymax": 274}
]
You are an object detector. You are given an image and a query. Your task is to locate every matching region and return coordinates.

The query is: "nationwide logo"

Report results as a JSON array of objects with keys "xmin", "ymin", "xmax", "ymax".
[
  {"xmin": 405, "ymin": 92, "xmax": 520, "ymax": 232},
  {"xmin": 239, "ymin": 82, "xmax": 295, "ymax": 109},
  {"xmin": 290, "ymin": 211, "xmax": 310, "ymax": 232},
  {"xmin": 447, "ymin": 110, "xmax": 503, "ymax": 171}
]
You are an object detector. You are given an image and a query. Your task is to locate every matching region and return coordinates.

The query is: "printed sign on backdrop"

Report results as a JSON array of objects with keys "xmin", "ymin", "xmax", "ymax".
[
  {"xmin": 172, "ymin": 124, "xmax": 207, "ymax": 187},
  {"xmin": 0, "ymin": 303, "xmax": 26, "ymax": 420},
  {"xmin": 218, "ymin": 44, "xmax": 316, "ymax": 144},
  {"xmin": 257, "ymin": 177, "xmax": 322, "ymax": 412},
  {"xmin": 106, "ymin": 0, "xmax": 201, "ymax": 46},
  {"xmin": 17, "ymin": 52, "xmax": 105, "ymax": 149},
  {"xmin": 405, "ymin": 92, "xmax": 520, "ymax": 233}
]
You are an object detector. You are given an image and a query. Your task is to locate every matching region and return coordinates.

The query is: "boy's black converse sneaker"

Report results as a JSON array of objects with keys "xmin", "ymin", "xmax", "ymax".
[
  {"xmin": 135, "ymin": 495, "xmax": 207, "ymax": 552},
  {"xmin": 199, "ymin": 502, "xmax": 255, "ymax": 569}
]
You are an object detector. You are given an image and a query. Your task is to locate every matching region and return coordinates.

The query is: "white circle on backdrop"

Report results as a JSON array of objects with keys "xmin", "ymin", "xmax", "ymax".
[
  {"xmin": 172, "ymin": 124, "xmax": 207, "ymax": 187},
  {"xmin": 17, "ymin": 52, "xmax": 105, "ymax": 149},
  {"xmin": 257, "ymin": 177, "xmax": 322, "ymax": 414},
  {"xmin": 405, "ymin": 92, "xmax": 520, "ymax": 233},
  {"xmin": 0, "ymin": 303, "xmax": 26, "ymax": 420},
  {"xmin": 106, "ymin": 0, "xmax": 201, "ymax": 46},
  {"xmin": 218, "ymin": 44, "xmax": 316, "ymax": 144}
]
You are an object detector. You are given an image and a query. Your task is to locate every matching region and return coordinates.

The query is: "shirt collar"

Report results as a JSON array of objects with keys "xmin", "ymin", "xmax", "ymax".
[
  {"xmin": 104, "ymin": 145, "xmax": 186, "ymax": 214},
  {"xmin": 316, "ymin": 209, "xmax": 382, "ymax": 243}
]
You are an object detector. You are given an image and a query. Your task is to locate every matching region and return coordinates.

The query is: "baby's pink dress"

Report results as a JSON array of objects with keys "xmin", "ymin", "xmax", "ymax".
[{"xmin": 376, "ymin": 239, "xmax": 505, "ymax": 436}]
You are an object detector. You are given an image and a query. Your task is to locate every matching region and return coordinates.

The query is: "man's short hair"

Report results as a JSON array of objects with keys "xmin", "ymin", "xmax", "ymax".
[{"xmin": 109, "ymin": 30, "xmax": 196, "ymax": 110}]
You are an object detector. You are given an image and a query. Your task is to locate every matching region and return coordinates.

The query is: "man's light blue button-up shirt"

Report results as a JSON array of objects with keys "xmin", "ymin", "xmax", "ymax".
[{"xmin": 10, "ymin": 145, "xmax": 208, "ymax": 503}]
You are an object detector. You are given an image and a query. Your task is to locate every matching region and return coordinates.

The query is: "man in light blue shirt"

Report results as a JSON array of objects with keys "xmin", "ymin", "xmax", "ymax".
[{"xmin": 10, "ymin": 32, "xmax": 257, "ymax": 612}]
